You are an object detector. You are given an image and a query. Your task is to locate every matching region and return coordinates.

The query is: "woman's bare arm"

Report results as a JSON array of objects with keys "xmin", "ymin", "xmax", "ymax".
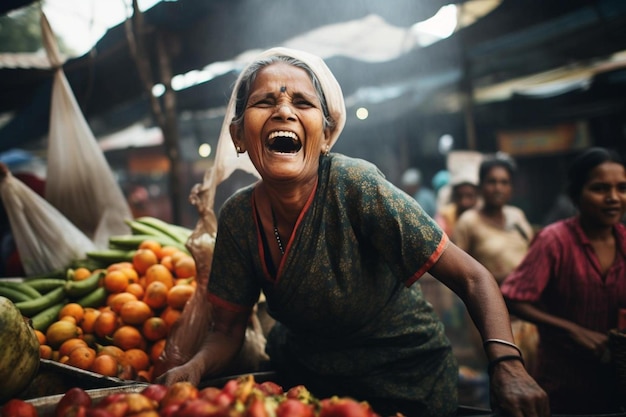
[
  {"xmin": 156, "ymin": 304, "xmax": 250, "ymax": 386},
  {"xmin": 429, "ymin": 242, "xmax": 550, "ymax": 416}
]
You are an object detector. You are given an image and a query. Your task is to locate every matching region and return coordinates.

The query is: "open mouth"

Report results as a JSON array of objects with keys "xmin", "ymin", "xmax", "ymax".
[{"xmin": 267, "ymin": 130, "xmax": 302, "ymax": 154}]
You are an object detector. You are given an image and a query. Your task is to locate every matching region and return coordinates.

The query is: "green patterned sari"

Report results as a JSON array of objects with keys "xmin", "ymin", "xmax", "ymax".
[{"xmin": 208, "ymin": 154, "xmax": 458, "ymax": 416}]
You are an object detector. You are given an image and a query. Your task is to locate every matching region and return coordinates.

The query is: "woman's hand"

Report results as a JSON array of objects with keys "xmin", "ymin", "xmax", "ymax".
[
  {"xmin": 155, "ymin": 356, "xmax": 205, "ymax": 386},
  {"xmin": 490, "ymin": 360, "xmax": 550, "ymax": 417}
]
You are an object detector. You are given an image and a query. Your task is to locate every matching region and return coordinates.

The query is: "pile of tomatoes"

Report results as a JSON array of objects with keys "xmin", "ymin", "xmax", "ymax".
[
  {"xmin": 2, "ymin": 374, "xmax": 385, "ymax": 417},
  {"xmin": 36, "ymin": 240, "xmax": 198, "ymax": 383}
]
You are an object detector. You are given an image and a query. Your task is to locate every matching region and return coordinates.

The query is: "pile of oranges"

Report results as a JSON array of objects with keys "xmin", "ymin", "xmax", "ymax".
[{"xmin": 35, "ymin": 240, "xmax": 198, "ymax": 383}]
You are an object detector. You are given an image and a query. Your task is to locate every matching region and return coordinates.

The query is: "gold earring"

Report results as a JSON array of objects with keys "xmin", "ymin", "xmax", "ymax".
[
  {"xmin": 323, "ymin": 145, "xmax": 330, "ymax": 156},
  {"xmin": 236, "ymin": 145, "xmax": 242, "ymax": 157}
]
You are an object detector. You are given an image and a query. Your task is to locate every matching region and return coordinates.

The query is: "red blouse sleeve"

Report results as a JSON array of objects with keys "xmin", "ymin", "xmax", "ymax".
[{"xmin": 501, "ymin": 227, "xmax": 559, "ymax": 302}]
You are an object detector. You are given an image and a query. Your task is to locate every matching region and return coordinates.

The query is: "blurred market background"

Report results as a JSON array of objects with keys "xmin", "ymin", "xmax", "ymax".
[{"xmin": 1, "ymin": 0, "xmax": 626, "ymax": 229}]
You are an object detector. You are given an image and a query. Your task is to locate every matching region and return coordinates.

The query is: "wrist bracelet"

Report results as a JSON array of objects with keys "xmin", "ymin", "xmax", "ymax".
[
  {"xmin": 483, "ymin": 338, "xmax": 523, "ymax": 357},
  {"xmin": 488, "ymin": 355, "xmax": 525, "ymax": 375}
]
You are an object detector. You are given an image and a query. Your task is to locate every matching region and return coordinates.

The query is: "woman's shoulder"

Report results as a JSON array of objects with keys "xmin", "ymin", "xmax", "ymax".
[
  {"xmin": 325, "ymin": 153, "xmax": 385, "ymax": 186},
  {"xmin": 533, "ymin": 218, "xmax": 575, "ymax": 243},
  {"xmin": 456, "ymin": 207, "xmax": 480, "ymax": 223},
  {"xmin": 503, "ymin": 205, "xmax": 529, "ymax": 220},
  {"xmin": 328, "ymin": 153, "xmax": 381, "ymax": 174}
]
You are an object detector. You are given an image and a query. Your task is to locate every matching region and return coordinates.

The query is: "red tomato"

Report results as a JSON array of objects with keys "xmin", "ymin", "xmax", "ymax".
[
  {"xmin": 319, "ymin": 398, "xmax": 370, "ymax": 417},
  {"xmin": 1, "ymin": 399, "xmax": 38, "ymax": 417},
  {"xmin": 55, "ymin": 388, "xmax": 92, "ymax": 417},
  {"xmin": 276, "ymin": 398, "xmax": 315, "ymax": 417},
  {"xmin": 256, "ymin": 381, "xmax": 284, "ymax": 396}
]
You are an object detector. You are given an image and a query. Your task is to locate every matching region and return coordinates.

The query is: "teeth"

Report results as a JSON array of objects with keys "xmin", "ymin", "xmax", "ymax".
[
  {"xmin": 268, "ymin": 131, "xmax": 299, "ymax": 141},
  {"xmin": 266, "ymin": 130, "xmax": 302, "ymax": 153}
]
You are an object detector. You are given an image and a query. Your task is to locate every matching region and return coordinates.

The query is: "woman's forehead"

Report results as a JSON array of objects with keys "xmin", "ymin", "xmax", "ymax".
[
  {"xmin": 588, "ymin": 162, "xmax": 626, "ymax": 181},
  {"xmin": 252, "ymin": 62, "xmax": 315, "ymax": 91}
]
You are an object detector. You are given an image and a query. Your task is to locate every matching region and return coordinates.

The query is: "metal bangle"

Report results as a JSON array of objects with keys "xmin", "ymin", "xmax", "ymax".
[{"xmin": 483, "ymin": 338, "xmax": 523, "ymax": 357}]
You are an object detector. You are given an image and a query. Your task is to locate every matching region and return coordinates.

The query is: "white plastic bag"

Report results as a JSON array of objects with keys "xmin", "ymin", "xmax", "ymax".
[
  {"xmin": 41, "ymin": 12, "xmax": 132, "ymax": 248},
  {"xmin": 154, "ymin": 78, "xmax": 266, "ymax": 379},
  {"xmin": 0, "ymin": 165, "xmax": 96, "ymax": 276}
]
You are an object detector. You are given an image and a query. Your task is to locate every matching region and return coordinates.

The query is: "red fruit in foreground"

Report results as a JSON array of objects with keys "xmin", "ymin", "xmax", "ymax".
[
  {"xmin": 159, "ymin": 404, "xmax": 180, "ymax": 417},
  {"xmin": 160, "ymin": 381, "xmax": 199, "ymax": 409},
  {"xmin": 319, "ymin": 397, "xmax": 370, "ymax": 417},
  {"xmin": 246, "ymin": 395, "xmax": 268, "ymax": 417},
  {"xmin": 220, "ymin": 379, "xmax": 238, "ymax": 398},
  {"xmin": 101, "ymin": 401, "xmax": 129, "ymax": 417},
  {"xmin": 85, "ymin": 409, "xmax": 114, "ymax": 417},
  {"xmin": 141, "ymin": 384, "xmax": 168, "ymax": 403},
  {"xmin": 97, "ymin": 393, "xmax": 126, "ymax": 407},
  {"xmin": 172, "ymin": 399, "xmax": 227, "ymax": 417},
  {"xmin": 1, "ymin": 399, "xmax": 38, "ymax": 417},
  {"xmin": 57, "ymin": 405, "xmax": 87, "ymax": 417},
  {"xmin": 124, "ymin": 393, "xmax": 157, "ymax": 414},
  {"xmin": 256, "ymin": 381, "xmax": 284, "ymax": 396},
  {"xmin": 276, "ymin": 398, "xmax": 315, "ymax": 417},
  {"xmin": 198, "ymin": 387, "xmax": 222, "ymax": 403},
  {"xmin": 286, "ymin": 385, "xmax": 313, "ymax": 401},
  {"xmin": 55, "ymin": 388, "xmax": 92, "ymax": 417}
]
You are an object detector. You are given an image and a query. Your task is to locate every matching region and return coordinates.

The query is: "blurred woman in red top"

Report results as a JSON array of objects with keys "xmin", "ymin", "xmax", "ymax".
[{"xmin": 501, "ymin": 147, "xmax": 626, "ymax": 414}]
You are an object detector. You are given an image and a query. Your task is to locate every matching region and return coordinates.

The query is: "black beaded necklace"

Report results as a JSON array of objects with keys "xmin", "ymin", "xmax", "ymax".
[{"xmin": 271, "ymin": 207, "xmax": 285, "ymax": 255}]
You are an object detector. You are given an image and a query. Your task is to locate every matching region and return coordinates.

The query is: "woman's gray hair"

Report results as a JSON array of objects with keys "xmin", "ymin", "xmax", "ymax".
[{"xmin": 231, "ymin": 55, "xmax": 335, "ymax": 132}]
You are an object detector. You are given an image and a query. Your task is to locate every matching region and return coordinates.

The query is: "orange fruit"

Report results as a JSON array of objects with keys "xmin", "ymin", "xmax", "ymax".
[
  {"xmin": 119, "ymin": 300, "xmax": 153, "ymax": 325},
  {"xmin": 34, "ymin": 329, "xmax": 46, "ymax": 345},
  {"xmin": 58, "ymin": 303, "xmax": 85, "ymax": 324},
  {"xmin": 143, "ymin": 281, "xmax": 169, "ymax": 310},
  {"xmin": 160, "ymin": 255, "xmax": 174, "ymax": 273},
  {"xmin": 39, "ymin": 344, "xmax": 53, "ymax": 360},
  {"xmin": 170, "ymin": 251, "xmax": 188, "ymax": 266},
  {"xmin": 145, "ymin": 264, "xmax": 174, "ymax": 290},
  {"xmin": 104, "ymin": 270, "xmax": 130, "ymax": 294},
  {"xmin": 137, "ymin": 368, "xmax": 153, "ymax": 383},
  {"xmin": 159, "ymin": 246, "xmax": 181, "ymax": 259},
  {"xmin": 46, "ymin": 320, "xmax": 81, "ymax": 350},
  {"xmin": 120, "ymin": 267, "xmax": 139, "ymax": 284},
  {"xmin": 81, "ymin": 308, "xmax": 101, "ymax": 334},
  {"xmin": 112, "ymin": 325, "xmax": 145, "ymax": 351},
  {"xmin": 91, "ymin": 354, "xmax": 119, "ymax": 377},
  {"xmin": 107, "ymin": 262, "xmax": 134, "ymax": 272},
  {"xmin": 123, "ymin": 348, "xmax": 150, "ymax": 372},
  {"xmin": 93, "ymin": 310, "xmax": 119, "ymax": 339},
  {"xmin": 141, "ymin": 317, "xmax": 168, "ymax": 342},
  {"xmin": 133, "ymin": 249, "xmax": 159, "ymax": 275},
  {"xmin": 58, "ymin": 338, "xmax": 88, "ymax": 357},
  {"xmin": 73, "ymin": 267, "xmax": 92, "ymax": 281},
  {"xmin": 126, "ymin": 282, "xmax": 145, "ymax": 299},
  {"xmin": 150, "ymin": 339, "xmax": 166, "ymax": 363},
  {"xmin": 97, "ymin": 345, "xmax": 125, "ymax": 362},
  {"xmin": 174, "ymin": 256, "xmax": 196, "ymax": 279},
  {"xmin": 139, "ymin": 240, "xmax": 163, "ymax": 259},
  {"xmin": 175, "ymin": 277, "xmax": 196, "ymax": 287},
  {"xmin": 108, "ymin": 292, "xmax": 138, "ymax": 314},
  {"xmin": 160, "ymin": 307, "xmax": 182, "ymax": 330},
  {"xmin": 60, "ymin": 316, "xmax": 77, "ymax": 325},
  {"xmin": 167, "ymin": 285, "xmax": 195, "ymax": 310},
  {"xmin": 66, "ymin": 346, "xmax": 96, "ymax": 370}
]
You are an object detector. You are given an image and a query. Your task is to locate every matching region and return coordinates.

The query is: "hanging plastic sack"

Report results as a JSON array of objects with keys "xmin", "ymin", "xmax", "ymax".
[
  {"xmin": 153, "ymin": 70, "xmax": 267, "ymax": 379},
  {"xmin": 40, "ymin": 12, "xmax": 132, "ymax": 248},
  {"xmin": 0, "ymin": 164, "xmax": 96, "ymax": 276}
]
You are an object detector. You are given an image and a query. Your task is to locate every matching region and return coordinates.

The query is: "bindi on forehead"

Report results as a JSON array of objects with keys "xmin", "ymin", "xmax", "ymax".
[{"xmin": 280, "ymin": 86, "xmax": 286, "ymax": 93}]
